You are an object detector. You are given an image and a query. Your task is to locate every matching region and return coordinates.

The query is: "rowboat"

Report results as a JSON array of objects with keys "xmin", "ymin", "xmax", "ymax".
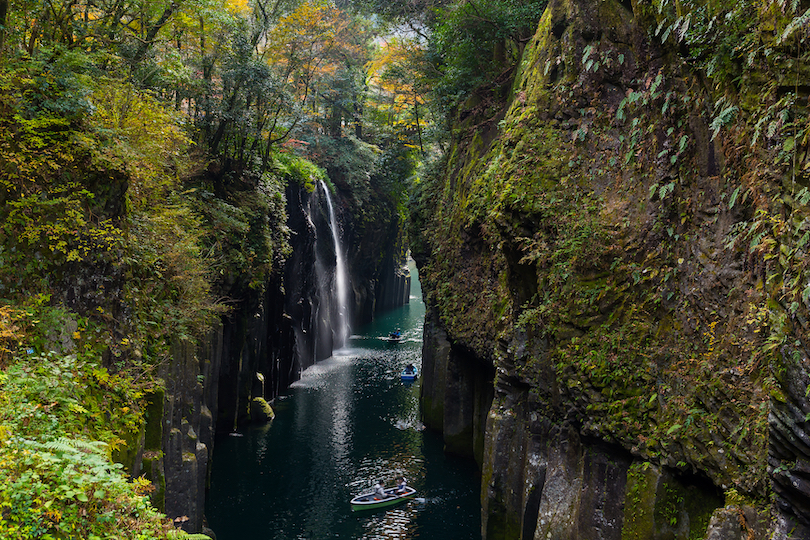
[
  {"xmin": 350, "ymin": 486, "xmax": 417, "ymax": 511},
  {"xmin": 388, "ymin": 331, "xmax": 402, "ymax": 343},
  {"xmin": 401, "ymin": 366, "xmax": 418, "ymax": 381}
]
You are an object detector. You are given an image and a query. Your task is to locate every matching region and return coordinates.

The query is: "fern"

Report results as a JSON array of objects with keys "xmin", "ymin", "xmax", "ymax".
[
  {"xmin": 780, "ymin": 8, "xmax": 810, "ymax": 44},
  {"xmin": 43, "ymin": 436, "xmax": 108, "ymax": 455},
  {"xmin": 710, "ymin": 105, "xmax": 739, "ymax": 140}
]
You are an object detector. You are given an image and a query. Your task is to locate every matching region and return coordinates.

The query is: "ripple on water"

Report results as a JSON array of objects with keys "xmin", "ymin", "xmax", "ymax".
[{"xmin": 361, "ymin": 505, "xmax": 416, "ymax": 539}]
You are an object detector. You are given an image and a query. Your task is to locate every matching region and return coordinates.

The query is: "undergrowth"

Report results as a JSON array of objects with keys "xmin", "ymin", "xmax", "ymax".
[{"xmin": 0, "ymin": 306, "xmax": 198, "ymax": 539}]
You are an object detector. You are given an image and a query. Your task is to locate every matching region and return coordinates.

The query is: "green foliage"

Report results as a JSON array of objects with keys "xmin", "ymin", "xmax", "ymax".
[
  {"xmin": 0, "ymin": 307, "xmax": 176, "ymax": 539},
  {"xmin": 309, "ymin": 135, "xmax": 381, "ymax": 206},
  {"xmin": 0, "ymin": 349, "xmax": 144, "ymax": 452},
  {"xmin": 0, "ymin": 435, "xmax": 171, "ymax": 539},
  {"xmin": 273, "ymin": 152, "xmax": 327, "ymax": 193},
  {"xmin": 0, "ymin": 185, "xmax": 120, "ymax": 294},
  {"xmin": 86, "ymin": 78, "xmax": 193, "ymax": 210},
  {"xmin": 428, "ymin": 0, "xmax": 547, "ymax": 108},
  {"xmin": 192, "ymin": 169, "xmax": 291, "ymax": 290},
  {"xmin": 0, "ymin": 63, "xmax": 117, "ymax": 294},
  {"xmin": 123, "ymin": 202, "xmax": 225, "ymax": 348},
  {"xmin": 374, "ymin": 142, "xmax": 419, "ymax": 212}
]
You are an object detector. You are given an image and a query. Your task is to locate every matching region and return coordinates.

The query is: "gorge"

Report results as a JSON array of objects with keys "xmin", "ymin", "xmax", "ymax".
[{"xmin": 3, "ymin": 0, "xmax": 810, "ymax": 538}]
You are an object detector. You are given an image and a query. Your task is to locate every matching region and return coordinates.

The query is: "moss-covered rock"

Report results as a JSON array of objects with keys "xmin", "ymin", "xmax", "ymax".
[
  {"xmin": 622, "ymin": 463, "xmax": 723, "ymax": 540},
  {"xmin": 144, "ymin": 387, "xmax": 166, "ymax": 451},
  {"xmin": 250, "ymin": 397, "xmax": 274, "ymax": 423},
  {"xmin": 414, "ymin": 0, "xmax": 810, "ymax": 534}
]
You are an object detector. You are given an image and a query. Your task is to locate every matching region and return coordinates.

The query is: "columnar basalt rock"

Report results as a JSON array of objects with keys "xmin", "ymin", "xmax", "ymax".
[
  {"xmin": 420, "ymin": 310, "xmax": 495, "ymax": 464},
  {"xmin": 153, "ymin": 175, "xmax": 409, "ymax": 535},
  {"xmin": 415, "ymin": 0, "xmax": 810, "ymax": 536}
]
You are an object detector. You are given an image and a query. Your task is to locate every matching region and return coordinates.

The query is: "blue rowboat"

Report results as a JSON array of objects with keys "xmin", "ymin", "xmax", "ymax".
[
  {"xmin": 350, "ymin": 486, "xmax": 417, "ymax": 511},
  {"xmin": 401, "ymin": 366, "xmax": 418, "ymax": 381}
]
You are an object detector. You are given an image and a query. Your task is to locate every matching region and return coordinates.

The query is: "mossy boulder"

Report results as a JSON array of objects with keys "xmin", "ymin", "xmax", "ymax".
[{"xmin": 250, "ymin": 397, "xmax": 274, "ymax": 423}]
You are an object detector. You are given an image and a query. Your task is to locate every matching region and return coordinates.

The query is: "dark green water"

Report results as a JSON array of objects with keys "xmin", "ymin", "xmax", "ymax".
[{"xmin": 205, "ymin": 262, "xmax": 482, "ymax": 539}]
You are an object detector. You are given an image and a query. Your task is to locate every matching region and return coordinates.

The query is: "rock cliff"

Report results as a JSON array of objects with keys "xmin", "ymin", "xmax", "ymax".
[
  {"xmin": 414, "ymin": 0, "xmax": 810, "ymax": 538},
  {"xmin": 138, "ymin": 170, "xmax": 408, "ymax": 534}
]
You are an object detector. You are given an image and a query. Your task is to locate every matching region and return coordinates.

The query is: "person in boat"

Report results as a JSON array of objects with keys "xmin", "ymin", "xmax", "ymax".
[
  {"xmin": 396, "ymin": 476, "xmax": 407, "ymax": 493},
  {"xmin": 374, "ymin": 480, "xmax": 388, "ymax": 499},
  {"xmin": 405, "ymin": 363, "xmax": 415, "ymax": 374}
]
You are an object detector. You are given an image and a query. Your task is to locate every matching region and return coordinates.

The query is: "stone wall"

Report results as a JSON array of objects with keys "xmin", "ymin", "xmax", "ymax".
[{"xmin": 420, "ymin": 309, "xmax": 494, "ymax": 465}]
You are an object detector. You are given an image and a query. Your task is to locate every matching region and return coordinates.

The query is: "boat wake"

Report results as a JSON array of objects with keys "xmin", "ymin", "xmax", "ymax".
[{"xmin": 394, "ymin": 418, "xmax": 425, "ymax": 431}]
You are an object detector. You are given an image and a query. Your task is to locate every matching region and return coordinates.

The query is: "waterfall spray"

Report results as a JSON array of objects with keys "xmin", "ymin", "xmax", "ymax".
[{"xmin": 320, "ymin": 180, "xmax": 351, "ymax": 347}]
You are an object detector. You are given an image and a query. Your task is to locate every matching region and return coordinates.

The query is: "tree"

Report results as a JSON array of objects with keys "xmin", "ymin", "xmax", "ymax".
[
  {"xmin": 427, "ymin": 0, "xmax": 546, "ymax": 107},
  {"xmin": 366, "ymin": 35, "xmax": 431, "ymax": 151}
]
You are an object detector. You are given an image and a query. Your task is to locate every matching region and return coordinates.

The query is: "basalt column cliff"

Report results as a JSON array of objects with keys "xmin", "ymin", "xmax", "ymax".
[
  {"xmin": 140, "ymin": 169, "xmax": 409, "ymax": 535},
  {"xmin": 414, "ymin": 0, "xmax": 810, "ymax": 538}
]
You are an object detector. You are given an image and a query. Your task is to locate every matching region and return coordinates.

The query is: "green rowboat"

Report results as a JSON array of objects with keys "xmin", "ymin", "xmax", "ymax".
[{"xmin": 350, "ymin": 486, "xmax": 416, "ymax": 511}]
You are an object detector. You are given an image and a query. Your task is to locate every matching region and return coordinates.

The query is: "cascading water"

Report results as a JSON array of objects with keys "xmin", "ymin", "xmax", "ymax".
[
  {"xmin": 289, "ymin": 181, "xmax": 353, "ymax": 369},
  {"xmin": 319, "ymin": 180, "xmax": 351, "ymax": 349}
]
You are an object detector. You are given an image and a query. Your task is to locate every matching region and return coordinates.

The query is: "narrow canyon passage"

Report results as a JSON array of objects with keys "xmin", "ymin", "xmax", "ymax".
[{"xmin": 205, "ymin": 261, "xmax": 482, "ymax": 539}]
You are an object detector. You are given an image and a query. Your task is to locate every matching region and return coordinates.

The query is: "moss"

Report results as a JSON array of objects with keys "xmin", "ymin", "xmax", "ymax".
[
  {"xmin": 250, "ymin": 397, "xmax": 274, "ymax": 423},
  {"xmin": 167, "ymin": 532, "xmax": 212, "ymax": 540},
  {"xmin": 679, "ymin": 482, "xmax": 723, "ymax": 540},
  {"xmin": 416, "ymin": 0, "xmax": 794, "ymax": 525},
  {"xmin": 622, "ymin": 462, "xmax": 724, "ymax": 540},
  {"xmin": 485, "ymin": 498, "xmax": 522, "ymax": 540},
  {"xmin": 112, "ymin": 420, "xmax": 146, "ymax": 475},
  {"xmin": 144, "ymin": 386, "xmax": 165, "ymax": 451},
  {"xmin": 622, "ymin": 463, "xmax": 657, "ymax": 540},
  {"xmin": 142, "ymin": 452, "xmax": 166, "ymax": 511}
]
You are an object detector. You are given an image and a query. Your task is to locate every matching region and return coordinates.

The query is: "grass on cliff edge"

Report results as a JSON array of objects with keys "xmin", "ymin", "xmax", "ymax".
[{"xmin": 0, "ymin": 304, "xmax": 203, "ymax": 540}]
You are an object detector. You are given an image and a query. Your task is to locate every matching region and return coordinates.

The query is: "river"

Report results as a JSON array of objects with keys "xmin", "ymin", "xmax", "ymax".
[{"xmin": 205, "ymin": 261, "xmax": 482, "ymax": 539}]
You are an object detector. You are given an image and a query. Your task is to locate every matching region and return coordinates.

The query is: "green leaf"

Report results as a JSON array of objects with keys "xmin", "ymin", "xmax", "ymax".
[
  {"xmin": 802, "ymin": 283, "xmax": 810, "ymax": 304},
  {"xmin": 729, "ymin": 186, "xmax": 741, "ymax": 209},
  {"xmin": 582, "ymin": 44, "xmax": 595, "ymax": 63}
]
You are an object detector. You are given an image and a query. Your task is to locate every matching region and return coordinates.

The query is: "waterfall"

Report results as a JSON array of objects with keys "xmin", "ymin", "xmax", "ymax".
[{"xmin": 319, "ymin": 180, "xmax": 351, "ymax": 348}]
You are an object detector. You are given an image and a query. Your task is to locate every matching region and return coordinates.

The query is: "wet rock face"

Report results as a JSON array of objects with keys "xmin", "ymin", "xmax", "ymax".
[
  {"xmin": 157, "ymin": 338, "xmax": 216, "ymax": 533},
  {"xmin": 414, "ymin": 0, "xmax": 810, "ymax": 534},
  {"xmin": 284, "ymin": 183, "xmax": 332, "ymax": 369},
  {"xmin": 481, "ymin": 384, "xmax": 634, "ymax": 540},
  {"xmin": 479, "ymin": 378, "xmax": 740, "ymax": 540},
  {"xmin": 769, "ymin": 354, "xmax": 810, "ymax": 538},
  {"xmin": 420, "ymin": 309, "xmax": 495, "ymax": 465},
  {"xmin": 283, "ymin": 181, "xmax": 409, "ymax": 369}
]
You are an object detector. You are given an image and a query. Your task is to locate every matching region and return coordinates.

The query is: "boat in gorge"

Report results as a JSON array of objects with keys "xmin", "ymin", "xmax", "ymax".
[
  {"xmin": 401, "ymin": 363, "xmax": 418, "ymax": 381},
  {"xmin": 204, "ymin": 261, "xmax": 481, "ymax": 537},
  {"xmin": 2, "ymin": 0, "xmax": 810, "ymax": 538},
  {"xmin": 350, "ymin": 486, "xmax": 418, "ymax": 512}
]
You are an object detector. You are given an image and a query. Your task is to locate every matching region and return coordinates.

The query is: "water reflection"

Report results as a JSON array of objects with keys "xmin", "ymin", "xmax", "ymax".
[{"xmin": 206, "ymin": 261, "xmax": 481, "ymax": 539}]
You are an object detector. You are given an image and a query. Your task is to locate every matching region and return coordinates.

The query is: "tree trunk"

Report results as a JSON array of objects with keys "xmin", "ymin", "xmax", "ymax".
[{"xmin": 132, "ymin": 1, "xmax": 179, "ymax": 64}]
